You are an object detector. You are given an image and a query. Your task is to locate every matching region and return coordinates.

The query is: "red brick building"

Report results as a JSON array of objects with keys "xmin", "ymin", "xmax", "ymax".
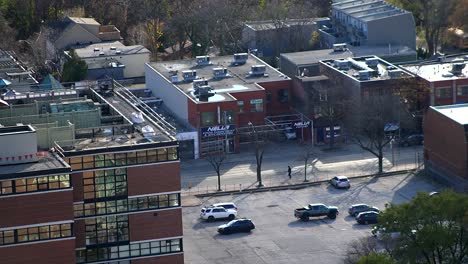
[
  {"xmin": 145, "ymin": 54, "xmax": 303, "ymax": 157},
  {"xmin": 423, "ymin": 104, "xmax": 468, "ymax": 192},
  {"xmin": 403, "ymin": 56, "xmax": 468, "ymax": 106},
  {"xmin": 0, "ymin": 83, "xmax": 183, "ymax": 263}
]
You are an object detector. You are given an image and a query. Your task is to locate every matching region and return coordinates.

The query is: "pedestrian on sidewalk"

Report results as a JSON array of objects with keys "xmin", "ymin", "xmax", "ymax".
[{"xmin": 288, "ymin": 166, "xmax": 292, "ymax": 179}]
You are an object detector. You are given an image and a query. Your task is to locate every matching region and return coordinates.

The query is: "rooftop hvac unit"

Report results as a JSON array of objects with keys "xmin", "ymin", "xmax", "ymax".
[
  {"xmin": 94, "ymin": 48, "xmax": 100, "ymax": 52},
  {"xmin": 388, "ymin": 69, "xmax": 404, "ymax": 79},
  {"xmin": 333, "ymin": 43, "xmax": 347, "ymax": 52},
  {"xmin": 110, "ymin": 46, "xmax": 116, "ymax": 50},
  {"xmin": 334, "ymin": 59, "xmax": 350, "ymax": 70},
  {"xmin": 182, "ymin": 70, "xmax": 197, "ymax": 81},
  {"xmin": 193, "ymin": 78, "xmax": 208, "ymax": 89},
  {"xmin": 99, "ymin": 52, "xmax": 105, "ymax": 56},
  {"xmin": 196, "ymin": 55, "xmax": 212, "ymax": 66},
  {"xmin": 197, "ymin": 85, "xmax": 215, "ymax": 102},
  {"xmin": 249, "ymin": 65, "xmax": 266, "ymax": 76},
  {"xmin": 451, "ymin": 63, "xmax": 466, "ymax": 75},
  {"xmin": 233, "ymin": 53, "xmax": 248, "ymax": 65},
  {"xmin": 171, "ymin": 75, "xmax": 179, "ymax": 83},
  {"xmin": 213, "ymin": 67, "xmax": 229, "ymax": 78},
  {"xmin": 358, "ymin": 70, "xmax": 372, "ymax": 80},
  {"xmin": 116, "ymin": 50, "xmax": 122, "ymax": 55},
  {"xmin": 365, "ymin": 58, "xmax": 379, "ymax": 67}
]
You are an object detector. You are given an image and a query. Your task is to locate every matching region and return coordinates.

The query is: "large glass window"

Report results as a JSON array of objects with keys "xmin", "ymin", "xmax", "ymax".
[
  {"xmin": 0, "ymin": 223, "xmax": 72, "ymax": 245},
  {"xmin": 85, "ymin": 215, "xmax": 129, "ymax": 246},
  {"xmin": 76, "ymin": 238, "xmax": 183, "ymax": 263},
  {"xmin": 250, "ymin": 99, "xmax": 263, "ymax": 112},
  {"xmin": 0, "ymin": 175, "xmax": 70, "ymax": 196},
  {"xmin": 237, "ymin": 101, "xmax": 244, "ymax": 113},
  {"xmin": 436, "ymin": 87, "xmax": 451, "ymax": 98},
  {"xmin": 202, "ymin": 112, "xmax": 215, "ymax": 126},
  {"xmin": 457, "ymin": 85, "xmax": 468, "ymax": 96},
  {"xmin": 83, "ymin": 169, "xmax": 127, "ymax": 201},
  {"xmin": 278, "ymin": 89, "xmax": 289, "ymax": 103},
  {"xmin": 74, "ymin": 193, "xmax": 181, "ymax": 218}
]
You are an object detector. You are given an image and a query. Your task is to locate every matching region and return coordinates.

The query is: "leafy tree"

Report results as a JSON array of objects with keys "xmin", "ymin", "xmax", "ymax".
[
  {"xmin": 356, "ymin": 253, "xmax": 396, "ymax": 264},
  {"xmin": 61, "ymin": 50, "xmax": 87, "ymax": 82},
  {"xmin": 145, "ymin": 18, "xmax": 165, "ymax": 61},
  {"xmin": 449, "ymin": 0, "xmax": 468, "ymax": 31},
  {"xmin": 376, "ymin": 190, "xmax": 468, "ymax": 264}
]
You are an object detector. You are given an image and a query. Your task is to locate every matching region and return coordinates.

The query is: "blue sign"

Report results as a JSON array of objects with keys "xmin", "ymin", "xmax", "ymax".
[{"xmin": 201, "ymin": 125, "xmax": 236, "ymax": 138}]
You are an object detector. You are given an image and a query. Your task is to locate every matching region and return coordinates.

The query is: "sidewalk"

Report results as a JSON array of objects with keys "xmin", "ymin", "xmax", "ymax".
[{"xmin": 180, "ymin": 142, "xmax": 423, "ymax": 199}]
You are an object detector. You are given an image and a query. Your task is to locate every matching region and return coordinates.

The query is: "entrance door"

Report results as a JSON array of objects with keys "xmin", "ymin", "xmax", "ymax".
[{"xmin": 226, "ymin": 139, "xmax": 235, "ymax": 153}]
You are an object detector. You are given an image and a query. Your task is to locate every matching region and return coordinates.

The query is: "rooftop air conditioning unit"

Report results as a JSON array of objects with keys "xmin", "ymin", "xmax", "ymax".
[
  {"xmin": 94, "ymin": 48, "xmax": 100, "ymax": 52},
  {"xmin": 196, "ymin": 55, "xmax": 212, "ymax": 66},
  {"xmin": 213, "ymin": 67, "xmax": 229, "ymax": 78},
  {"xmin": 110, "ymin": 46, "xmax": 116, "ymax": 50},
  {"xmin": 182, "ymin": 70, "xmax": 197, "ymax": 81},
  {"xmin": 249, "ymin": 65, "xmax": 266, "ymax": 76},
  {"xmin": 358, "ymin": 70, "xmax": 372, "ymax": 80},
  {"xmin": 193, "ymin": 79, "xmax": 208, "ymax": 90},
  {"xmin": 333, "ymin": 43, "xmax": 347, "ymax": 52},
  {"xmin": 233, "ymin": 53, "xmax": 248, "ymax": 65},
  {"xmin": 334, "ymin": 59, "xmax": 350, "ymax": 70},
  {"xmin": 99, "ymin": 52, "xmax": 105, "ymax": 56},
  {"xmin": 365, "ymin": 58, "xmax": 379, "ymax": 67},
  {"xmin": 451, "ymin": 63, "xmax": 466, "ymax": 75},
  {"xmin": 388, "ymin": 69, "xmax": 404, "ymax": 78},
  {"xmin": 116, "ymin": 50, "xmax": 122, "ymax": 55},
  {"xmin": 197, "ymin": 85, "xmax": 214, "ymax": 102}
]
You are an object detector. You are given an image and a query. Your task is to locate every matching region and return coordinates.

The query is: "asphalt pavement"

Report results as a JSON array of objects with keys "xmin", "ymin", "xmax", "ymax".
[{"xmin": 181, "ymin": 142, "xmax": 423, "ymax": 196}]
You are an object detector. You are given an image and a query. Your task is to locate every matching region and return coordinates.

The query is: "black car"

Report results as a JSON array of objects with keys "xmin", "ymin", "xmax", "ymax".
[
  {"xmin": 348, "ymin": 204, "xmax": 380, "ymax": 217},
  {"xmin": 356, "ymin": 211, "xmax": 379, "ymax": 224},
  {"xmin": 399, "ymin": 134, "xmax": 424, "ymax": 147},
  {"xmin": 217, "ymin": 219, "xmax": 255, "ymax": 234}
]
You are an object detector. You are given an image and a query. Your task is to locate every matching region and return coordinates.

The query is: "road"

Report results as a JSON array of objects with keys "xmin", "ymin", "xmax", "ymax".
[{"xmin": 181, "ymin": 143, "xmax": 423, "ymax": 193}]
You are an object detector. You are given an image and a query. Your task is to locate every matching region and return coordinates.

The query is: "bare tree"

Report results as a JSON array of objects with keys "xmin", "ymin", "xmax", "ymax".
[
  {"xmin": 204, "ymin": 141, "xmax": 227, "ymax": 192},
  {"xmin": 345, "ymin": 94, "xmax": 401, "ymax": 174},
  {"xmin": 246, "ymin": 123, "xmax": 275, "ymax": 187},
  {"xmin": 301, "ymin": 145, "xmax": 317, "ymax": 182},
  {"xmin": 344, "ymin": 237, "xmax": 380, "ymax": 264}
]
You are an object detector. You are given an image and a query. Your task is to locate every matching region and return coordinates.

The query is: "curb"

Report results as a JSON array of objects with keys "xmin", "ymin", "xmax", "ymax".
[{"xmin": 193, "ymin": 169, "xmax": 417, "ymax": 198}]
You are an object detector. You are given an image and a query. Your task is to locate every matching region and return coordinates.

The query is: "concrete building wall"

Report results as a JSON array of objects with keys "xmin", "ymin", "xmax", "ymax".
[
  {"xmin": 367, "ymin": 14, "xmax": 416, "ymax": 49},
  {"xmin": 55, "ymin": 24, "xmax": 101, "ymax": 50},
  {"xmin": 145, "ymin": 64, "xmax": 189, "ymax": 122},
  {"xmin": 83, "ymin": 53, "xmax": 149, "ymax": 79}
]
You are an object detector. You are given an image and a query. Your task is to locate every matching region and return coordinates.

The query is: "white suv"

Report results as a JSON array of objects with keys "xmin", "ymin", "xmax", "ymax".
[
  {"xmin": 200, "ymin": 207, "xmax": 237, "ymax": 222},
  {"xmin": 330, "ymin": 175, "xmax": 351, "ymax": 189},
  {"xmin": 211, "ymin": 202, "xmax": 237, "ymax": 211}
]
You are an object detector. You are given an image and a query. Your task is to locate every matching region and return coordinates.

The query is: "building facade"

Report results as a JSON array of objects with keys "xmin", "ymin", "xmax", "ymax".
[
  {"xmin": 0, "ymin": 81, "xmax": 183, "ymax": 263},
  {"xmin": 424, "ymin": 104, "xmax": 468, "ymax": 192}
]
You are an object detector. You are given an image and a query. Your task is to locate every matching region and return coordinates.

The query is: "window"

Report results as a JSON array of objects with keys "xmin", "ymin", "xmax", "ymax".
[
  {"xmin": 76, "ymin": 238, "xmax": 183, "ymax": 263},
  {"xmin": 74, "ymin": 193, "xmax": 181, "ymax": 218},
  {"xmin": 436, "ymin": 87, "xmax": 451, "ymax": 98},
  {"xmin": 278, "ymin": 89, "xmax": 289, "ymax": 103},
  {"xmin": 83, "ymin": 169, "xmax": 127, "ymax": 201},
  {"xmin": 0, "ymin": 223, "xmax": 72, "ymax": 245},
  {"xmin": 250, "ymin": 99, "xmax": 263, "ymax": 112},
  {"xmin": 0, "ymin": 175, "xmax": 70, "ymax": 196},
  {"xmin": 85, "ymin": 215, "xmax": 129, "ymax": 246},
  {"xmin": 266, "ymin": 93, "xmax": 272, "ymax": 103},
  {"xmin": 237, "ymin": 101, "xmax": 244, "ymax": 113},
  {"xmin": 202, "ymin": 112, "xmax": 215, "ymax": 126},
  {"xmin": 222, "ymin": 111, "xmax": 235, "ymax": 124},
  {"xmin": 457, "ymin": 85, "xmax": 468, "ymax": 96}
]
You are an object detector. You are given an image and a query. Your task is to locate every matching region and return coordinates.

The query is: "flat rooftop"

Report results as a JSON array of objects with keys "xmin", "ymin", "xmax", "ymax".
[
  {"xmin": 281, "ymin": 45, "xmax": 415, "ymax": 66},
  {"xmin": 321, "ymin": 55, "xmax": 413, "ymax": 82},
  {"xmin": 403, "ymin": 56, "xmax": 468, "ymax": 82},
  {"xmin": 245, "ymin": 18, "xmax": 317, "ymax": 31},
  {"xmin": 68, "ymin": 17, "xmax": 100, "ymax": 25},
  {"xmin": 73, "ymin": 41, "xmax": 150, "ymax": 58},
  {"xmin": 432, "ymin": 104, "xmax": 468, "ymax": 125},
  {"xmin": 0, "ymin": 50, "xmax": 38, "ymax": 88},
  {"xmin": 333, "ymin": 0, "xmax": 409, "ymax": 21},
  {"xmin": 0, "ymin": 152, "xmax": 70, "ymax": 179},
  {"xmin": 148, "ymin": 54, "xmax": 290, "ymax": 103}
]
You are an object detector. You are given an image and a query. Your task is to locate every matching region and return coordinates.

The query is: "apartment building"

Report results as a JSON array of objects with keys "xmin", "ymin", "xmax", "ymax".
[{"xmin": 0, "ymin": 81, "xmax": 183, "ymax": 264}]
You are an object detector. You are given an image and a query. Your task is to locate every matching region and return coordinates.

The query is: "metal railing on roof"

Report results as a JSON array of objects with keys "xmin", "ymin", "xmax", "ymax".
[{"xmin": 113, "ymin": 80, "xmax": 176, "ymax": 136}]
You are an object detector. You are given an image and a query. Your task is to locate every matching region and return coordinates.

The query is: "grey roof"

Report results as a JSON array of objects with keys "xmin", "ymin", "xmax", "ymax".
[
  {"xmin": 333, "ymin": 0, "xmax": 409, "ymax": 22},
  {"xmin": 432, "ymin": 104, "xmax": 468, "ymax": 125},
  {"xmin": 73, "ymin": 41, "xmax": 150, "ymax": 58},
  {"xmin": 403, "ymin": 56, "xmax": 468, "ymax": 82},
  {"xmin": 0, "ymin": 152, "xmax": 70, "ymax": 179},
  {"xmin": 245, "ymin": 18, "xmax": 318, "ymax": 31}
]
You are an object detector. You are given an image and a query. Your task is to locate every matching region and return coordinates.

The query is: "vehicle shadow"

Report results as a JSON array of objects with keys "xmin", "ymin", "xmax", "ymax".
[
  {"xmin": 351, "ymin": 223, "xmax": 375, "ymax": 231},
  {"xmin": 213, "ymin": 232, "xmax": 253, "ymax": 240},
  {"xmin": 344, "ymin": 215, "xmax": 357, "ymax": 222},
  {"xmin": 287, "ymin": 217, "xmax": 336, "ymax": 228},
  {"xmin": 326, "ymin": 184, "xmax": 350, "ymax": 193},
  {"xmin": 192, "ymin": 219, "xmax": 230, "ymax": 230}
]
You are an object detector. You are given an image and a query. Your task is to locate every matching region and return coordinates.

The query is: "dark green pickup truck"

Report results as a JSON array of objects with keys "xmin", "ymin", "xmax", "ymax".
[{"xmin": 294, "ymin": 203, "xmax": 339, "ymax": 221}]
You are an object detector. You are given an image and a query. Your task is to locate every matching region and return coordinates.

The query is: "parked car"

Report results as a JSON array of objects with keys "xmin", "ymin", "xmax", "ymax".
[
  {"xmin": 399, "ymin": 134, "xmax": 424, "ymax": 147},
  {"xmin": 330, "ymin": 176, "xmax": 350, "ymax": 189},
  {"xmin": 294, "ymin": 203, "xmax": 339, "ymax": 221},
  {"xmin": 211, "ymin": 202, "xmax": 238, "ymax": 211},
  {"xmin": 348, "ymin": 204, "xmax": 380, "ymax": 217},
  {"xmin": 217, "ymin": 219, "xmax": 255, "ymax": 234},
  {"xmin": 200, "ymin": 207, "xmax": 237, "ymax": 222},
  {"xmin": 356, "ymin": 211, "xmax": 379, "ymax": 224}
]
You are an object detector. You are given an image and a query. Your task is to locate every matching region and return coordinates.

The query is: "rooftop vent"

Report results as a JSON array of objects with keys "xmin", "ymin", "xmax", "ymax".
[
  {"xmin": 110, "ymin": 46, "xmax": 116, "ymax": 50},
  {"xmin": 182, "ymin": 70, "xmax": 198, "ymax": 82},
  {"xmin": 464, "ymin": 55, "xmax": 468, "ymax": 61},
  {"xmin": 171, "ymin": 75, "xmax": 179, "ymax": 83},
  {"xmin": 333, "ymin": 43, "xmax": 347, "ymax": 52},
  {"xmin": 442, "ymin": 72, "xmax": 454, "ymax": 78},
  {"xmin": 197, "ymin": 85, "xmax": 215, "ymax": 102},
  {"xmin": 358, "ymin": 70, "xmax": 373, "ymax": 80},
  {"xmin": 116, "ymin": 50, "xmax": 122, "ymax": 55},
  {"xmin": 193, "ymin": 78, "xmax": 208, "ymax": 89},
  {"xmin": 451, "ymin": 63, "xmax": 466, "ymax": 75},
  {"xmin": 334, "ymin": 59, "xmax": 350, "ymax": 70},
  {"xmin": 94, "ymin": 47, "xmax": 100, "ymax": 52},
  {"xmin": 388, "ymin": 69, "xmax": 404, "ymax": 79},
  {"xmin": 213, "ymin": 67, "xmax": 229, "ymax": 78},
  {"xmin": 249, "ymin": 65, "xmax": 267, "ymax": 76},
  {"xmin": 365, "ymin": 58, "xmax": 379, "ymax": 67},
  {"xmin": 233, "ymin": 53, "xmax": 248, "ymax": 65},
  {"xmin": 99, "ymin": 52, "xmax": 105, "ymax": 56},
  {"xmin": 196, "ymin": 55, "xmax": 212, "ymax": 66}
]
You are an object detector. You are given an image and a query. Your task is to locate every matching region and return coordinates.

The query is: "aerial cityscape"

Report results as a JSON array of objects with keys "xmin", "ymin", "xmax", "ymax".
[{"xmin": 0, "ymin": 0, "xmax": 466, "ymax": 263}]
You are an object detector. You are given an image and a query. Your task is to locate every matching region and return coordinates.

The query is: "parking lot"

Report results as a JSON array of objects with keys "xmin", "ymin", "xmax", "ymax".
[{"xmin": 182, "ymin": 173, "xmax": 445, "ymax": 264}]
